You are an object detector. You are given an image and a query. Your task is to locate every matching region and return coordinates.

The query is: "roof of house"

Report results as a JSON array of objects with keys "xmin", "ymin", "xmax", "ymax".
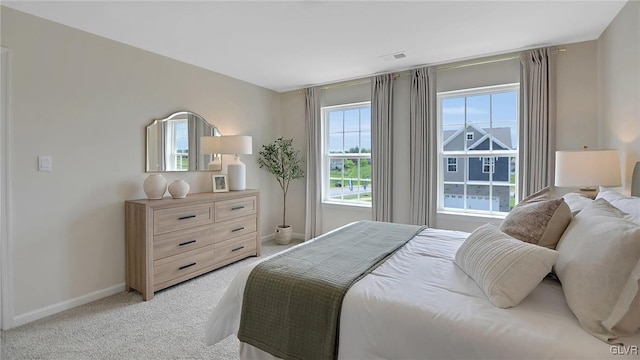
[{"xmin": 443, "ymin": 124, "xmax": 513, "ymax": 150}]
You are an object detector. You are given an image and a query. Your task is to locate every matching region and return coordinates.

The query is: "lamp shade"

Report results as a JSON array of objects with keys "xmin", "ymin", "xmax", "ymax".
[
  {"xmin": 555, "ymin": 149, "xmax": 621, "ymax": 188},
  {"xmin": 220, "ymin": 135, "xmax": 252, "ymax": 155},
  {"xmin": 200, "ymin": 136, "xmax": 221, "ymax": 154}
]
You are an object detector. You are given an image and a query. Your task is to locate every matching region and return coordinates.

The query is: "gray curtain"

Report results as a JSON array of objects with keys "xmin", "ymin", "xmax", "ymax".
[
  {"xmin": 519, "ymin": 47, "xmax": 557, "ymax": 198},
  {"xmin": 304, "ymin": 87, "xmax": 322, "ymax": 240},
  {"xmin": 371, "ymin": 74, "xmax": 394, "ymax": 222},
  {"xmin": 410, "ymin": 67, "xmax": 437, "ymax": 226}
]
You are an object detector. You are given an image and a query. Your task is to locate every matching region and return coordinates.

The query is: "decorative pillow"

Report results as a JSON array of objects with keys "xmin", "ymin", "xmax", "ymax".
[
  {"xmin": 555, "ymin": 199, "xmax": 640, "ymax": 343},
  {"xmin": 454, "ymin": 223, "xmax": 559, "ymax": 309},
  {"xmin": 499, "ymin": 187, "xmax": 572, "ymax": 249},
  {"xmin": 596, "ymin": 186, "xmax": 640, "ymax": 224},
  {"xmin": 562, "ymin": 192, "xmax": 594, "ymax": 216}
]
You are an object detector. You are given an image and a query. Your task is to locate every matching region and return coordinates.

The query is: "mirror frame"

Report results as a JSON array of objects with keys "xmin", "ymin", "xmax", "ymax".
[{"xmin": 145, "ymin": 111, "xmax": 221, "ymax": 172}]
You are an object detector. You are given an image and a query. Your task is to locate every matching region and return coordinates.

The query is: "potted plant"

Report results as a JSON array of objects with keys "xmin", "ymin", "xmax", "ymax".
[{"xmin": 256, "ymin": 137, "xmax": 304, "ymax": 244}]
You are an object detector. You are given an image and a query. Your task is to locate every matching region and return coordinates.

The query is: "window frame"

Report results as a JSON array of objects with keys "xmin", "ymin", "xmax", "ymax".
[
  {"xmin": 321, "ymin": 101, "xmax": 372, "ymax": 208},
  {"xmin": 437, "ymin": 83, "xmax": 519, "ymax": 217}
]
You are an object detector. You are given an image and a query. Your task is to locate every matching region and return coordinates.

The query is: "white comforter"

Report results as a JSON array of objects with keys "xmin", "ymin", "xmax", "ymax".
[{"xmin": 205, "ymin": 227, "xmax": 640, "ymax": 359}]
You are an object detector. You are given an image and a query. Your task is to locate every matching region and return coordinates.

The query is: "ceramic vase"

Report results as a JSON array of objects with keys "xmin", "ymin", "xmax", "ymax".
[
  {"xmin": 143, "ymin": 174, "xmax": 167, "ymax": 200},
  {"xmin": 168, "ymin": 179, "xmax": 190, "ymax": 199},
  {"xmin": 274, "ymin": 225, "xmax": 293, "ymax": 245}
]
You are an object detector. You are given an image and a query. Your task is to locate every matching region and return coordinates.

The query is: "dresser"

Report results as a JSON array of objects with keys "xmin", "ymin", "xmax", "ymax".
[{"xmin": 125, "ymin": 190, "xmax": 260, "ymax": 300}]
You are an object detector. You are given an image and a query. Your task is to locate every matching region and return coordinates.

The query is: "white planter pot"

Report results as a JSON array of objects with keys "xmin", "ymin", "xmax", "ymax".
[
  {"xmin": 274, "ymin": 225, "xmax": 293, "ymax": 245},
  {"xmin": 168, "ymin": 179, "xmax": 190, "ymax": 199},
  {"xmin": 143, "ymin": 174, "xmax": 167, "ymax": 200}
]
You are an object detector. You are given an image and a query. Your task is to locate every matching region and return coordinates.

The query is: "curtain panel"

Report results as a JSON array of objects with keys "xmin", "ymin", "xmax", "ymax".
[
  {"xmin": 409, "ymin": 67, "xmax": 437, "ymax": 226},
  {"xmin": 304, "ymin": 87, "xmax": 322, "ymax": 240},
  {"xmin": 519, "ymin": 47, "xmax": 557, "ymax": 199},
  {"xmin": 371, "ymin": 74, "xmax": 395, "ymax": 222}
]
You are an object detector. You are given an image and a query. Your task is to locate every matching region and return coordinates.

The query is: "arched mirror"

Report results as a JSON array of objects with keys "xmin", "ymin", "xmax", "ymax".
[{"xmin": 146, "ymin": 111, "xmax": 221, "ymax": 172}]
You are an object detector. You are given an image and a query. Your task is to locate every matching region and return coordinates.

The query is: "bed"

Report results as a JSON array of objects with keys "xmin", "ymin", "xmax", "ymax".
[{"xmin": 205, "ymin": 162, "xmax": 640, "ymax": 359}]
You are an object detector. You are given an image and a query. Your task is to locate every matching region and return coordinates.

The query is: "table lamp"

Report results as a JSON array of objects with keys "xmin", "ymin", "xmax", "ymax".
[
  {"xmin": 555, "ymin": 148, "xmax": 621, "ymax": 198},
  {"xmin": 220, "ymin": 135, "xmax": 252, "ymax": 191}
]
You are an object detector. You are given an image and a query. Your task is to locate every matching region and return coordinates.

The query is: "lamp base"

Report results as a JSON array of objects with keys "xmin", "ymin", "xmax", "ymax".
[
  {"xmin": 578, "ymin": 187, "xmax": 598, "ymax": 199},
  {"xmin": 227, "ymin": 156, "xmax": 246, "ymax": 191}
]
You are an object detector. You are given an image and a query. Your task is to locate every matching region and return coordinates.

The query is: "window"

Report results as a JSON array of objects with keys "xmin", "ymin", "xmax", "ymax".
[
  {"xmin": 482, "ymin": 157, "xmax": 495, "ymax": 173},
  {"xmin": 322, "ymin": 102, "xmax": 371, "ymax": 206},
  {"xmin": 447, "ymin": 157, "xmax": 458, "ymax": 172},
  {"xmin": 439, "ymin": 84, "xmax": 519, "ymax": 215}
]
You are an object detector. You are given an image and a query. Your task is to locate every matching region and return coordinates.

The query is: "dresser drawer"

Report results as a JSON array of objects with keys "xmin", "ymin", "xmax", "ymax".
[
  {"xmin": 154, "ymin": 203, "xmax": 214, "ymax": 235},
  {"xmin": 153, "ymin": 245, "xmax": 215, "ymax": 287},
  {"xmin": 215, "ymin": 215, "xmax": 257, "ymax": 243},
  {"xmin": 154, "ymin": 227, "xmax": 215, "ymax": 261},
  {"xmin": 214, "ymin": 196, "xmax": 257, "ymax": 222},
  {"xmin": 214, "ymin": 233, "xmax": 257, "ymax": 264}
]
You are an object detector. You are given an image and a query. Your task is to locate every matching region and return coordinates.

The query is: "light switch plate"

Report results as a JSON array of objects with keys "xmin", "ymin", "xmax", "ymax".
[{"xmin": 38, "ymin": 156, "xmax": 52, "ymax": 172}]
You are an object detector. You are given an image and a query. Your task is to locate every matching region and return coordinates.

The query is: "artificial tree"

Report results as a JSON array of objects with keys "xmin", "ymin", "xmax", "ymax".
[{"xmin": 256, "ymin": 137, "xmax": 304, "ymax": 241}]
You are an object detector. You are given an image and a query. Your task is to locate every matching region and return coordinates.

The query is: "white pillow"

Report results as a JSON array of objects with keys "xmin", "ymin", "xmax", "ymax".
[
  {"xmin": 562, "ymin": 192, "xmax": 593, "ymax": 216},
  {"xmin": 555, "ymin": 199, "xmax": 640, "ymax": 343},
  {"xmin": 454, "ymin": 223, "xmax": 559, "ymax": 309},
  {"xmin": 596, "ymin": 186, "xmax": 640, "ymax": 224}
]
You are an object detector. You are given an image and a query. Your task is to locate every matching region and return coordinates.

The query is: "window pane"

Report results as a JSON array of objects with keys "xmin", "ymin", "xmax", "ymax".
[
  {"xmin": 466, "ymin": 123, "xmax": 491, "ymax": 152},
  {"xmin": 328, "ymin": 133, "xmax": 343, "ymax": 154},
  {"xmin": 344, "ymin": 132, "xmax": 359, "ymax": 153},
  {"xmin": 329, "ymin": 111, "xmax": 343, "ymax": 133},
  {"xmin": 466, "ymin": 95, "xmax": 490, "ymax": 124},
  {"xmin": 442, "ymin": 124, "xmax": 464, "ymax": 152},
  {"xmin": 490, "ymin": 121, "xmax": 517, "ymax": 150},
  {"xmin": 443, "ymin": 183, "xmax": 465, "ymax": 210},
  {"xmin": 360, "ymin": 108, "xmax": 371, "ymax": 131},
  {"xmin": 466, "ymin": 185, "xmax": 491, "ymax": 211},
  {"xmin": 344, "ymin": 109, "xmax": 360, "ymax": 132},
  {"xmin": 442, "ymin": 97, "xmax": 465, "ymax": 125},
  {"xmin": 360, "ymin": 131, "xmax": 371, "ymax": 153},
  {"xmin": 492, "ymin": 185, "xmax": 513, "ymax": 212},
  {"xmin": 492, "ymin": 92, "xmax": 517, "ymax": 122},
  {"xmin": 329, "ymin": 158, "xmax": 344, "ymax": 201}
]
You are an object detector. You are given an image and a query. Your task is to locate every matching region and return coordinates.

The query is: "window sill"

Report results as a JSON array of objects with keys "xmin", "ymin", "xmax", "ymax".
[
  {"xmin": 322, "ymin": 201, "xmax": 372, "ymax": 211},
  {"xmin": 437, "ymin": 210, "xmax": 507, "ymax": 221}
]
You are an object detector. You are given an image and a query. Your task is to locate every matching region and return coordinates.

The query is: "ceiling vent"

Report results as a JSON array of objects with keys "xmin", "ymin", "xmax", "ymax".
[{"xmin": 379, "ymin": 51, "xmax": 407, "ymax": 62}]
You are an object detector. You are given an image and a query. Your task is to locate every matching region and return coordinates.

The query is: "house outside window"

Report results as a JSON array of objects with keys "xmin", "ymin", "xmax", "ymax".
[
  {"xmin": 322, "ymin": 102, "xmax": 371, "ymax": 206},
  {"xmin": 438, "ymin": 84, "xmax": 519, "ymax": 215}
]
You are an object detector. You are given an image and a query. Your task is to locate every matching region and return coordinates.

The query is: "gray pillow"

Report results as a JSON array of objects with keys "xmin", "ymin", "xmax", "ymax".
[
  {"xmin": 500, "ymin": 187, "xmax": 572, "ymax": 249},
  {"xmin": 555, "ymin": 199, "xmax": 640, "ymax": 343}
]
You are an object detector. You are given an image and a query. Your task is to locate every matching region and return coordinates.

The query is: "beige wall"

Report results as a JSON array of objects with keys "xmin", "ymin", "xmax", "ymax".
[
  {"xmin": 1, "ymin": 7, "xmax": 282, "ymax": 326},
  {"xmin": 597, "ymin": 0, "xmax": 640, "ymax": 193}
]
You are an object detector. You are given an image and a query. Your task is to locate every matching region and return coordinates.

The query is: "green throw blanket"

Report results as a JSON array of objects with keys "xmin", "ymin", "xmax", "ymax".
[{"xmin": 237, "ymin": 220, "xmax": 426, "ymax": 360}]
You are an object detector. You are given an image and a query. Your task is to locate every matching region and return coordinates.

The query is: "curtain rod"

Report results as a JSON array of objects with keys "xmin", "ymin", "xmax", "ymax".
[{"xmin": 298, "ymin": 47, "xmax": 566, "ymax": 92}]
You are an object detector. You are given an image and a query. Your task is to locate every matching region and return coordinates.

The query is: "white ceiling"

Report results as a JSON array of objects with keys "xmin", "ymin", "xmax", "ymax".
[{"xmin": 2, "ymin": 1, "xmax": 627, "ymax": 92}]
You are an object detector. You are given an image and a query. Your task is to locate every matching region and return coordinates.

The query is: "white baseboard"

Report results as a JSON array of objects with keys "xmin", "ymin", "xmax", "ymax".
[
  {"xmin": 261, "ymin": 232, "xmax": 304, "ymax": 243},
  {"xmin": 10, "ymin": 283, "xmax": 126, "ymax": 329}
]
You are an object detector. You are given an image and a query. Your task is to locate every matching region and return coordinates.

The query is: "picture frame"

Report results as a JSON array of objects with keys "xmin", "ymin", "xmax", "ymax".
[{"xmin": 212, "ymin": 174, "xmax": 229, "ymax": 193}]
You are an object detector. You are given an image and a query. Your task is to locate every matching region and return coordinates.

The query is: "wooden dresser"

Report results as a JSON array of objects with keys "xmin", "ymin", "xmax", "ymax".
[{"xmin": 125, "ymin": 190, "xmax": 260, "ymax": 300}]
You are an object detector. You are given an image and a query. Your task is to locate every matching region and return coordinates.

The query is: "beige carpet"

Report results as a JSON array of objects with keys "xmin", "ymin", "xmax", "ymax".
[{"xmin": 1, "ymin": 238, "xmax": 301, "ymax": 360}]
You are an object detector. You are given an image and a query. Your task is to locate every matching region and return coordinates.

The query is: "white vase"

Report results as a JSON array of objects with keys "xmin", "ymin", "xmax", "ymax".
[
  {"xmin": 168, "ymin": 179, "xmax": 190, "ymax": 199},
  {"xmin": 143, "ymin": 174, "xmax": 167, "ymax": 200},
  {"xmin": 274, "ymin": 225, "xmax": 293, "ymax": 245}
]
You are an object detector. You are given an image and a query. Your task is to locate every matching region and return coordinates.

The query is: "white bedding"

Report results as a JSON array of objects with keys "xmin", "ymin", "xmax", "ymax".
[{"xmin": 205, "ymin": 227, "xmax": 640, "ymax": 359}]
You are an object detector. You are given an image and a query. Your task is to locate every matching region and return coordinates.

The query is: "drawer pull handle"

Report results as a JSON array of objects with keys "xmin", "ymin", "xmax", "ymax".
[
  {"xmin": 178, "ymin": 215, "xmax": 196, "ymax": 220},
  {"xmin": 231, "ymin": 227, "xmax": 245, "ymax": 232},
  {"xmin": 179, "ymin": 262, "xmax": 196, "ymax": 270},
  {"xmin": 231, "ymin": 246, "xmax": 245, "ymax": 252},
  {"xmin": 231, "ymin": 206, "xmax": 245, "ymax": 210},
  {"xmin": 179, "ymin": 240, "xmax": 196, "ymax": 246}
]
